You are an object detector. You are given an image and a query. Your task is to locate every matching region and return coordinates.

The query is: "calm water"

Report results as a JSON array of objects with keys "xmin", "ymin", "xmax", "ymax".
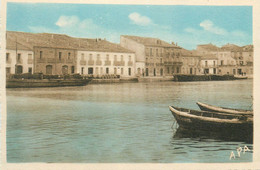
[{"xmin": 6, "ymin": 80, "xmax": 253, "ymax": 163}]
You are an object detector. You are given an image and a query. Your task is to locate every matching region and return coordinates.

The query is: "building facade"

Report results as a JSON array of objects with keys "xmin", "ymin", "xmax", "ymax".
[
  {"xmin": 120, "ymin": 35, "xmax": 182, "ymax": 77},
  {"xmin": 77, "ymin": 51, "xmax": 135, "ymax": 77}
]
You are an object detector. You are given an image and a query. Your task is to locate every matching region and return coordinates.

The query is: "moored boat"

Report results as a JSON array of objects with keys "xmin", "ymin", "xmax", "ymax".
[
  {"xmin": 6, "ymin": 78, "xmax": 90, "ymax": 88},
  {"xmin": 169, "ymin": 106, "xmax": 253, "ymax": 143},
  {"xmin": 234, "ymin": 75, "xmax": 248, "ymax": 80},
  {"xmin": 196, "ymin": 101, "xmax": 253, "ymax": 115}
]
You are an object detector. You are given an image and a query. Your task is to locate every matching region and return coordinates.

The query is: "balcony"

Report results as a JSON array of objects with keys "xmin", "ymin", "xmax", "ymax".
[
  {"xmin": 47, "ymin": 58, "xmax": 55, "ymax": 63},
  {"xmin": 28, "ymin": 59, "xmax": 33, "ymax": 64},
  {"xmin": 80, "ymin": 60, "xmax": 87, "ymax": 65},
  {"xmin": 66, "ymin": 59, "xmax": 74, "ymax": 64},
  {"xmin": 156, "ymin": 63, "xmax": 164, "ymax": 66},
  {"xmin": 96, "ymin": 60, "xmax": 102, "ymax": 65},
  {"xmin": 88, "ymin": 60, "xmax": 94, "ymax": 65},
  {"xmin": 16, "ymin": 59, "xmax": 23, "ymax": 64},
  {"xmin": 105, "ymin": 60, "xmax": 111, "ymax": 66},
  {"xmin": 37, "ymin": 58, "xmax": 46, "ymax": 63},
  {"xmin": 57, "ymin": 59, "xmax": 65, "ymax": 63},
  {"xmin": 164, "ymin": 61, "xmax": 183, "ymax": 66},
  {"xmin": 114, "ymin": 61, "xmax": 125, "ymax": 66},
  {"xmin": 128, "ymin": 61, "xmax": 133, "ymax": 66}
]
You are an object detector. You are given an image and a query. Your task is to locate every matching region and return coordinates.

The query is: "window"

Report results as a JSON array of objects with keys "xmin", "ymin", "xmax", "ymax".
[
  {"xmin": 89, "ymin": 54, "xmax": 93, "ymax": 60},
  {"xmin": 160, "ymin": 58, "xmax": 162, "ymax": 63},
  {"xmin": 59, "ymin": 52, "xmax": 62, "ymax": 60},
  {"xmin": 177, "ymin": 67, "xmax": 180, "ymax": 73},
  {"xmin": 81, "ymin": 53, "xmax": 84, "ymax": 60},
  {"xmin": 68, "ymin": 52, "xmax": 71, "ymax": 59},
  {"xmin": 205, "ymin": 61, "xmax": 208, "ymax": 67},
  {"xmin": 6, "ymin": 67, "xmax": 11, "ymax": 74},
  {"xmin": 40, "ymin": 51, "xmax": 43, "ymax": 59},
  {"xmin": 114, "ymin": 55, "xmax": 117, "ymax": 61},
  {"xmin": 156, "ymin": 49, "xmax": 159, "ymax": 56},
  {"xmin": 213, "ymin": 61, "xmax": 216, "ymax": 66},
  {"xmin": 221, "ymin": 60, "xmax": 224, "ymax": 66},
  {"xmin": 6, "ymin": 53, "xmax": 9, "ymax": 61},
  {"xmin": 71, "ymin": 66, "xmax": 75, "ymax": 74},
  {"xmin": 28, "ymin": 67, "xmax": 32, "ymax": 73},
  {"xmin": 81, "ymin": 67, "xmax": 84, "ymax": 74},
  {"xmin": 167, "ymin": 67, "xmax": 170, "ymax": 74},
  {"xmin": 28, "ymin": 54, "xmax": 32, "ymax": 59},
  {"xmin": 121, "ymin": 68, "xmax": 124, "ymax": 75},
  {"xmin": 129, "ymin": 55, "xmax": 131, "ymax": 61},
  {"xmin": 150, "ymin": 48, "xmax": 153, "ymax": 56},
  {"xmin": 128, "ymin": 68, "xmax": 131, "ymax": 76},
  {"xmin": 17, "ymin": 53, "xmax": 21, "ymax": 61},
  {"xmin": 106, "ymin": 54, "xmax": 109, "ymax": 60},
  {"xmin": 106, "ymin": 68, "xmax": 109, "ymax": 74},
  {"xmin": 121, "ymin": 55, "xmax": 123, "ymax": 61}
]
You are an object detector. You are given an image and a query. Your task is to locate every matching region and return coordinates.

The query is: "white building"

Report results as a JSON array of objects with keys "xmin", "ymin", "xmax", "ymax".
[
  {"xmin": 75, "ymin": 38, "xmax": 136, "ymax": 77},
  {"xmin": 6, "ymin": 32, "xmax": 34, "ymax": 74},
  {"xmin": 200, "ymin": 55, "xmax": 218, "ymax": 74}
]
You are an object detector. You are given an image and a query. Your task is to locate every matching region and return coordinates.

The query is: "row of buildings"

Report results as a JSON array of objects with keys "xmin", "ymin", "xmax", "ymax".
[{"xmin": 6, "ymin": 31, "xmax": 254, "ymax": 78}]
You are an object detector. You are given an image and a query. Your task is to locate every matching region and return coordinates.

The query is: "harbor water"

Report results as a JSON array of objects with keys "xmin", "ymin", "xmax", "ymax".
[{"xmin": 6, "ymin": 80, "xmax": 253, "ymax": 163}]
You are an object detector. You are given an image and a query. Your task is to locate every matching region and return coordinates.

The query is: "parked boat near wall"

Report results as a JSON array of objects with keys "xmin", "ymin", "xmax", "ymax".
[
  {"xmin": 173, "ymin": 74, "xmax": 248, "ymax": 82},
  {"xmin": 6, "ymin": 78, "xmax": 90, "ymax": 88},
  {"xmin": 196, "ymin": 101, "xmax": 253, "ymax": 115},
  {"xmin": 169, "ymin": 106, "xmax": 253, "ymax": 143}
]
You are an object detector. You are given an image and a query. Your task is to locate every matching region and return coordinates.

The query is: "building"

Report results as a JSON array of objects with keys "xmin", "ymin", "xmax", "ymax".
[
  {"xmin": 196, "ymin": 43, "xmax": 253, "ymax": 76},
  {"xmin": 200, "ymin": 54, "xmax": 218, "ymax": 74},
  {"xmin": 120, "ymin": 35, "xmax": 182, "ymax": 77},
  {"xmin": 6, "ymin": 32, "xmax": 34, "ymax": 74},
  {"xmin": 180, "ymin": 49, "xmax": 201, "ymax": 75},
  {"xmin": 76, "ymin": 38, "xmax": 135, "ymax": 78},
  {"xmin": 6, "ymin": 31, "xmax": 136, "ymax": 77}
]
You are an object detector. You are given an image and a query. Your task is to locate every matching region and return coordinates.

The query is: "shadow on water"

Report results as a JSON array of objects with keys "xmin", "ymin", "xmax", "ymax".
[{"xmin": 172, "ymin": 126, "xmax": 253, "ymax": 144}]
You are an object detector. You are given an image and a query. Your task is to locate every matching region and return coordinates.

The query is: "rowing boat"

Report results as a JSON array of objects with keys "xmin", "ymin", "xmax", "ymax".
[
  {"xmin": 196, "ymin": 101, "xmax": 253, "ymax": 115},
  {"xmin": 169, "ymin": 106, "xmax": 253, "ymax": 143}
]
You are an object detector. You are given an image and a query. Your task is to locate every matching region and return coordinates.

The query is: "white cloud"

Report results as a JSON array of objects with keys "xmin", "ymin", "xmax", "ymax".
[
  {"xmin": 128, "ymin": 12, "xmax": 152, "ymax": 26},
  {"xmin": 199, "ymin": 20, "xmax": 227, "ymax": 35},
  {"xmin": 55, "ymin": 15, "xmax": 80, "ymax": 27}
]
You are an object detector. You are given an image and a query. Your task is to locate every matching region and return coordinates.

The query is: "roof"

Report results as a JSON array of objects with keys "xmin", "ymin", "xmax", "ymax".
[
  {"xmin": 220, "ymin": 43, "xmax": 242, "ymax": 51},
  {"xmin": 121, "ymin": 35, "xmax": 180, "ymax": 48},
  {"xmin": 197, "ymin": 43, "xmax": 219, "ymax": 51},
  {"xmin": 180, "ymin": 48, "xmax": 200, "ymax": 58},
  {"xmin": 6, "ymin": 31, "xmax": 134, "ymax": 53},
  {"xmin": 242, "ymin": 45, "xmax": 253, "ymax": 52}
]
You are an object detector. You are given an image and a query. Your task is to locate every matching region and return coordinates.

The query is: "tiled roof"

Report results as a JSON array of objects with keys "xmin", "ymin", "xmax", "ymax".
[
  {"xmin": 197, "ymin": 43, "xmax": 219, "ymax": 51},
  {"xmin": 180, "ymin": 48, "xmax": 200, "ymax": 57},
  {"xmin": 220, "ymin": 43, "xmax": 242, "ymax": 51},
  {"xmin": 6, "ymin": 31, "xmax": 134, "ymax": 53},
  {"xmin": 121, "ymin": 35, "xmax": 179, "ymax": 48}
]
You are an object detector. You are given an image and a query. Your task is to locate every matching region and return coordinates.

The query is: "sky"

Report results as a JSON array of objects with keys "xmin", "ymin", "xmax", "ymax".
[{"xmin": 6, "ymin": 3, "xmax": 252, "ymax": 50}]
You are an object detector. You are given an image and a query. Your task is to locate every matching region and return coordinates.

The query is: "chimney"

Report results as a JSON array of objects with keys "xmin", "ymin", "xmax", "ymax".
[{"xmin": 176, "ymin": 42, "xmax": 178, "ymax": 46}]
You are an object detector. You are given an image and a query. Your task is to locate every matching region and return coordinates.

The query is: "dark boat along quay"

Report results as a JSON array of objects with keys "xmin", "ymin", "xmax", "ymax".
[
  {"xmin": 7, "ymin": 80, "xmax": 253, "ymax": 163},
  {"xmin": 6, "ymin": 72, "xmax": 250, "ymax": 88}
]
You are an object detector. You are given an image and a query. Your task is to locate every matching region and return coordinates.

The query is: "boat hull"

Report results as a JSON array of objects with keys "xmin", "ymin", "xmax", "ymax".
[
  {"xmin": 6, "ymin": 79, "xmax": 90, "ymax": 88},
  {"xmin": 197, "ymin": 102, "xmax": 253, "ymax": 115},
  {"xmin": 169, "ymin": 106, "xmax": 253, "ymax": 143}
]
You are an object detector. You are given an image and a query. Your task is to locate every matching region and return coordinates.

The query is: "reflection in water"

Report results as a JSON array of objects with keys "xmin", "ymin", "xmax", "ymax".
[{"xmin": 7, "ymin": 80, "xmax": 253, "ymax": 163}]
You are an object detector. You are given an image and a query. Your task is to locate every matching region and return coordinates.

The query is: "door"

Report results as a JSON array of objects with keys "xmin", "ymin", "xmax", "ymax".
[
  {"xmin": 62, "ymin": 65, "xmax": 68, "ymax": 74},
  {"xmin": 46, "ymin": 65, "xmax": 52, "ymax": 75},
  {"xmin": 16, "ymin": 65, "xmax": 23, "ymax": 74},
  {"xmin": 88, "ymin": 67, "xmax": 93, "ymax": 74}
]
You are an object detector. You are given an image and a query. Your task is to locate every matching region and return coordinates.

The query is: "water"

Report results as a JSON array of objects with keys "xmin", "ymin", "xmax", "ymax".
[{"xmin": 6, "ymin": 80, "xmax": 253, "ymax": 163}]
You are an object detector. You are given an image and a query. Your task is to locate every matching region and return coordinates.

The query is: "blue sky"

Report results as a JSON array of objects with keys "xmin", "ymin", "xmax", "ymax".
[{"xmin": 7, "ymin": 3, "xmax": 252, "ymax": 50}]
